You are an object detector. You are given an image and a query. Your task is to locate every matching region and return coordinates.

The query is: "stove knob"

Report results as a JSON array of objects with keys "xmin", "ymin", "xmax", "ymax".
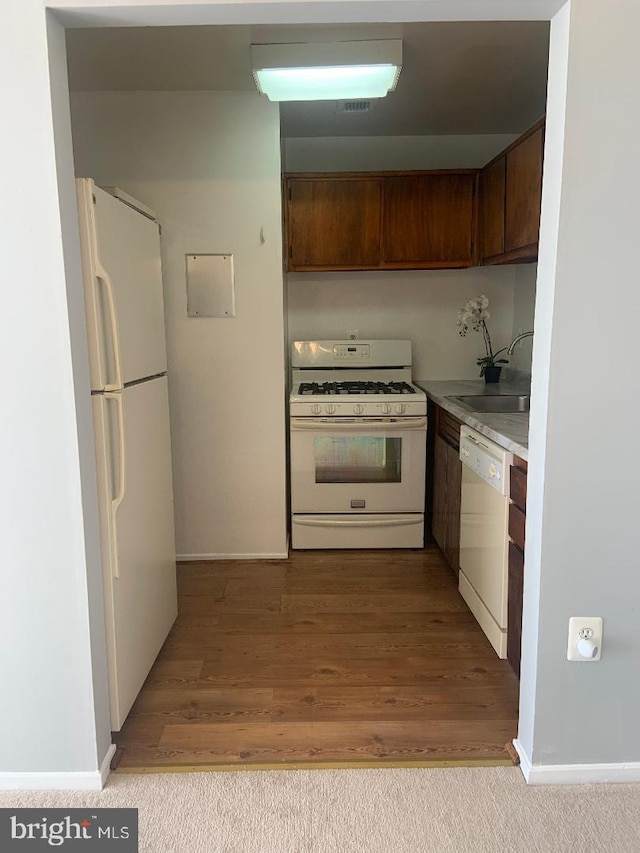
[
  {"xmin": 381, "ymin": 403, "xmax": 392, "ymax": 415},
  {"xmin": 325, "ymin": 404, "xmax": 336, "ymax": 414},
  {"xmin": 311, "ymin": 403, "xmax": 322, "ymax": 415},
  {"xmin": 395, "ymin": 403, "xmax": 406, "ymax": 414},
  {"xmin": 353, "ymin": 404, "xmax": 364, "ymax": 415}
]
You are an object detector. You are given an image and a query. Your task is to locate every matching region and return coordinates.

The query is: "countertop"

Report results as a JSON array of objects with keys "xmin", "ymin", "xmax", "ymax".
[{"xmin": 414, "ymin": 379, "xmax": 530, "ymax": 460}]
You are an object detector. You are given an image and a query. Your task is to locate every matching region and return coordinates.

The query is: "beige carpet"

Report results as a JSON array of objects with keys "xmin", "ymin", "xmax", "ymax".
[{"xmin": 1, "ymin": 767, "xmax": 639, "ymax": 852}]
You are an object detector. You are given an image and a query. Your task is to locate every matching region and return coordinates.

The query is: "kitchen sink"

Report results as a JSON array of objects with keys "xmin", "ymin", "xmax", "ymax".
[{"xmin": 448, "ymin": 394, "xmax": 531, "ymax": 413}]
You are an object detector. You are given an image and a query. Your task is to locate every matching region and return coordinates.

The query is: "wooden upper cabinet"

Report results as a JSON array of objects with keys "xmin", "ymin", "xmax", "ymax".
[
  {"xmin": 286, "ymin": 178, "xmax": 382, "ymax": 270},
  {"xmin": 505, "ymin": 126, "xmax": 544, "ymax": 253},
  {"xmin": 283, "ymin": 171, "xmax": 477, "ymax": 272},
  {"xmin": 477, "ymin": 156, "xmax": 506, "ymax": 261},
  {"xmin": 285, "ymin": 125, "xmax": 545, "ymax": 273},
  {"xmin": 477, "ymin": 118, "xmax": 545, "ymax": 265},
  {"xmin": 381, "ymin": 173, "xmax": 476, "ymax": 268}
]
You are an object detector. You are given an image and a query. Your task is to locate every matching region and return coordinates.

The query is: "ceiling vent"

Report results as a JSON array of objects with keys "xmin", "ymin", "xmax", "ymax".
[{"xmin": 337, "ymin": 100, "xmax": 374, "ymax": 114}]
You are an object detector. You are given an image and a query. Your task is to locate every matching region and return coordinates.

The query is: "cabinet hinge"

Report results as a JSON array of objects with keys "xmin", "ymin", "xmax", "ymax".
[
  {"xmin": 289, "ymin": 245, "xmax": 293, "ymax": 258},
  {"xmin": 288, "ymin": 186, "xmax": 292, "ymax": 201},
  {"xmin": 92, "ymin": 194, "xmax": 97, "ymax": 204}
]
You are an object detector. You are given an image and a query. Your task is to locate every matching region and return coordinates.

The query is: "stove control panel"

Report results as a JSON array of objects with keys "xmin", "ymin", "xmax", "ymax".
[{"xmin": 332, "ymin": 344, "xmax": 370, "ymax": 361}]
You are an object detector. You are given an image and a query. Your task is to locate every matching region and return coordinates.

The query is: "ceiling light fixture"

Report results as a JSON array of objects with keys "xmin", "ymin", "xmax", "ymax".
[{"xmin": 251, "ymin": 40, "xmax": 402, "ymax": 102}]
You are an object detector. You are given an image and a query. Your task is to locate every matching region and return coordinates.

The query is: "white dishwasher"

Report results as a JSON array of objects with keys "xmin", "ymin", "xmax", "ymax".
[{"xmin": 458, "ymin": 426, "xmax": 513, "ymax": 658}]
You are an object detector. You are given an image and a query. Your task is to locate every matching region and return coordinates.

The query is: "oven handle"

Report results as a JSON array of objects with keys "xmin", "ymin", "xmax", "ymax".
[
  {"xmin": 290, "ymin": 416, "xmax": 427, "ymax": 431},
  {"xmin": 293, "ymin": 516, "xmax": 423, "ymax": 528}
]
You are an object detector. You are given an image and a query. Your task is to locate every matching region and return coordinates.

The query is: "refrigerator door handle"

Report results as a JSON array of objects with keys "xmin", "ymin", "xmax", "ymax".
[
  {"xmin": 105, "ymin": 391, "xmax": 126, "ymax": 578},
  {"xmin": 96, "ymin": 264, "xmax": 124, "ymax": 392}
]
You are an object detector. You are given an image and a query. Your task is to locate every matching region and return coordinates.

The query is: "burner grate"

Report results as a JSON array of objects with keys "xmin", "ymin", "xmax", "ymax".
[{"xmin": 298, "ymin": 381, "xmax": 416, "ymax": 396}]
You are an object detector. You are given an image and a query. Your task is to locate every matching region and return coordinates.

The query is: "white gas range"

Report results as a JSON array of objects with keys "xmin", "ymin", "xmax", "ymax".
[{"xmin": 289, "ymin": 340, "xmax": 427, "ymax": 550}]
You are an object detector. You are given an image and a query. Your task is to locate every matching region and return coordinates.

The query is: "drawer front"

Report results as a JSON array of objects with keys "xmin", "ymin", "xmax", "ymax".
[
  {"xmin": 510, "ymin": 465, "xmax": 527, "ymax": 511},
  {"xmin": 437, "ymin": 408, "xmax": 461, "ymax": 450},
  {"xmin": 508, "ymin": 502, "xmax": 526, "ymax": 550}
]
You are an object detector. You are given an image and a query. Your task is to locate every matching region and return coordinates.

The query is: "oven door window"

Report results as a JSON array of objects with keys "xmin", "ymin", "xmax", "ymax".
[{"xmin": 314, "ymin": 435, "xmax": 402, "ymax": 484}]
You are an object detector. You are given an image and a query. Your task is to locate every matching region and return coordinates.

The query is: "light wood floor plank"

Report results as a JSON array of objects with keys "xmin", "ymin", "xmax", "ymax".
[
  {"xmin": 179, "ymin": 594, "xmax": 282, "ymax": 615},
  {"xmin": 147, "ymin": 720, "xmax": 517, "ymax": 764},
  {"xmin": 160, "ymin": 631, "xmax": 498, "ymax": 660},
  {"xmin": 271, "ymin": 686, "xmax": 519, "ymax": 722},
  {"xmin": 212, "ymin": 611, "xmax": 476, "ymax": 635},
  {"xmin": 177, "ymin": 562, "xmax": 287, "ymax": 580},
  {"xmin": 281, "ymin": 592, "xmax": 469, "ymax": 613},
  {"xmin": 196, "ymin": 658, "xmax": 511, "ymax": 689},
  {"xmin": 125, "ymin": 688, "xmax": 274, "ymax": 724}
]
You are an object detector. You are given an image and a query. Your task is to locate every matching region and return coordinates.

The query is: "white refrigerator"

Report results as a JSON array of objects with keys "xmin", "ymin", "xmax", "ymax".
[{"xmin": 76, "ymin": 179, "xmax": 177, "ymax": 731}]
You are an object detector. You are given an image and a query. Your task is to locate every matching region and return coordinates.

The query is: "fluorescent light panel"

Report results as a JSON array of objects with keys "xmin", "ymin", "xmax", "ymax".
[{"xmin": 251, "ymin": 40, "xmax": 402, "ymax": 102}]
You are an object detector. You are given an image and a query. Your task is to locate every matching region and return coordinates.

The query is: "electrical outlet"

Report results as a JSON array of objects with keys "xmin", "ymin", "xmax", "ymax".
[
  {"xmin": 346, "ymin": 329, "xmax": 360, "ymax": 340},
  {"xmin": 567, "ymin": 616, "xmax": 603, "ymax": 661}
]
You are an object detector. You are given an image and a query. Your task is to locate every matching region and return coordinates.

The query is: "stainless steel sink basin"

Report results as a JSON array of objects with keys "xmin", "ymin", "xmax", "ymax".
[{"xmin": 448, "ymin": 394, "xmax": 531, "ymax": 413}]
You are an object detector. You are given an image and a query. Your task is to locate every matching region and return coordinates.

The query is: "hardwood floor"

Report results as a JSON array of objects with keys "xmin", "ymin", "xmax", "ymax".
[{"xmin": 114, "ymin": 548, "xmax": 519, "ymax": 770}]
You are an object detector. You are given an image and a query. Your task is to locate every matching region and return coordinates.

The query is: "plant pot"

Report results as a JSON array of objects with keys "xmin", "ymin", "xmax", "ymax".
[{"xmin": 484, "ymin": 365, "xmax": 502, "ymax": 384}]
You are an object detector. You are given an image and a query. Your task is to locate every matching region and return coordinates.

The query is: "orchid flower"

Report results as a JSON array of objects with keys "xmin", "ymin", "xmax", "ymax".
[{"xmin": 457, "ymin": 294, "xmax": 509, "ymax": 376}]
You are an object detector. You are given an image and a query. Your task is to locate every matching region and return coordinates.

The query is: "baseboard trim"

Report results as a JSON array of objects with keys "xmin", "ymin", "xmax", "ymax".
[
  {"xmin": 0, "ymin": 745, "xmax": 116, "ymax": 791},
  {"xmin": 177, "ymin": 552, "xmax": 289, "ymax": 561},
  {"xmin": 513, "ymin": 739, "xmax": 533, "ymax": 782},
  {"xmin": 513, "ymin": 739, "xmax": 640, "ymax": 785},
  {"xmin": 101, "ymin": 744, "xmax": 117, "ymax": 787}
]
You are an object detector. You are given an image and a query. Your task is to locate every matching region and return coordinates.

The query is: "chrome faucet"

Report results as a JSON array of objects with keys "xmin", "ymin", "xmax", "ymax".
[{"xmin": 507, "ymin": 331, "xmax": 534, "ymax": 355}]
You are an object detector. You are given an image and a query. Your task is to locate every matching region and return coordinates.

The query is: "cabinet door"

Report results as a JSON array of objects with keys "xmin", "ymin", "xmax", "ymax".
[
  {"xmin": 444, "ymin": 442, "xmax": 462, "ymax": 575},
  {"xmin": 432, "ymin": 433, "xmax": 448, "ymax": 553},
  {"xmin": 509, "ymin": 463, "xmax": 528, "ymax": 512},
  {"xmin": 382, "ymin": 174, "xmax": 475, "ymax": 266},
  {"xmin": 478, "ymin": 157, "xmax": 505, "ymax": 261},
  {"xmin": 286, "ymin": 178, "xmax": 382, "ymax": 270},
  {"xmin": 505, "ymin": 127, "xmax": 544, "ymax": 252},
  {"xmin": 507, "ymin": 542, "xmax": 525, "ymax": 677}
]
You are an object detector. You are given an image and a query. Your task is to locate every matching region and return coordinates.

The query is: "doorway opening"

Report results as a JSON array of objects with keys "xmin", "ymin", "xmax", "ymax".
[{"xmin": 61, "ymin": 13, "xmax": 549, "ymax": 772}]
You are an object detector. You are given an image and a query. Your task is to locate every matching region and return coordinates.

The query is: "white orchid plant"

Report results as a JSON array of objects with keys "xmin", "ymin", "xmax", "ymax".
[{"xmin": 457, "ymin": 295, "xmax": 509, "ymax": 376}]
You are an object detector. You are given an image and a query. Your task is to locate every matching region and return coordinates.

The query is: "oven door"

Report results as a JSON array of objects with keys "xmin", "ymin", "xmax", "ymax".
[{"xmin": 290, "ymin": 416, "xmax": 427, "ymax": 513}]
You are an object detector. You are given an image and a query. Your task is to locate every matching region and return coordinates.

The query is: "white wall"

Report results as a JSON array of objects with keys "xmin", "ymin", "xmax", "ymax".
[
  {"xmin": 518, "ymin": 0, "xmax": 640, "ymax": 778},
  {"xmin": 0, "ymin": 6, "xmax": 110, "ymax": 785},
  {"xmin": 70, "ymin": 91, "xmax": 288, "ymax": 559},
  {"xmin": 288, "ymin": 267, "xmax": 516, "ymax": 380},
  {"xmin": 283, "ymin": 134, "xmax": 518, "ymax": 172},
  {"xmin": 509, "ymin": 264, "xmax": 537, "ymax": 373}
]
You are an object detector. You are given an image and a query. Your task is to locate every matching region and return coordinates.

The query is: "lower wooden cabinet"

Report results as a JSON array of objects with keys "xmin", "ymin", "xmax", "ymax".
[
  {"xmin": 507, "ymin": 456, "xmax": 528, "ymax": 677},
  {"xmin": 507, "ymin": 542, "xmax": 525, "ymax": 677},
  {"xmin": 430, "ymin": 406, "xmax": 462, "ymax": 575},
  {"xmin": 432, "ymin": 433, "xmax": 448, "ymax": 549}
]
